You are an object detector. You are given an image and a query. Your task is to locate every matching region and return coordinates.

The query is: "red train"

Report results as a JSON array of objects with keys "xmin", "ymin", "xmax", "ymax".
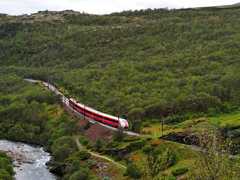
[{"xmin": 69, "ymin": 98, "xmax": 129, "ymax": 129}]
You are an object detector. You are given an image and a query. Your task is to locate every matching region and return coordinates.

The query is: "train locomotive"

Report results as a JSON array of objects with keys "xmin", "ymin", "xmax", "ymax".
[{"xmin": 69, "ymin": 98, "xmax": 129, "ymax": 129}]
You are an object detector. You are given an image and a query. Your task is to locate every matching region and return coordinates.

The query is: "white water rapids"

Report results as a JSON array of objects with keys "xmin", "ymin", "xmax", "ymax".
[{"xmin": 0, "ymin": 140, "xmax": 56, "ymax": 180}]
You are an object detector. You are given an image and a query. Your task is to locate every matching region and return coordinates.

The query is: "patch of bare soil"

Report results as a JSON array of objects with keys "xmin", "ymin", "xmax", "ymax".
[
  {"xmin": 63, "ymin": 104, "xmax": 114, "ymax": 143},
  {"xmin": 84, "ymin": 123, "xmax": 113, "ymax": 143}
]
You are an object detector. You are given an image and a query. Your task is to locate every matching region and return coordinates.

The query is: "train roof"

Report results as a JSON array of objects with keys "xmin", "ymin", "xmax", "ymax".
[{"xmin": 69, "ymin": 98, "xmax": 127, "ymax": 122}]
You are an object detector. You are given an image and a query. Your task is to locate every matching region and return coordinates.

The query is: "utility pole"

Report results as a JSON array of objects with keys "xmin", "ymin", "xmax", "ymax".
[
  {"xmin": 118, "ymin": 70, "xmax": 121, "ymax": 130},
  {"xmin": 83, "ymin": 104, "xmax": 85, "ymax": 120},
  {"xmin": 161, "ymin": 119, "xmax": 164, "ymax": 137}
]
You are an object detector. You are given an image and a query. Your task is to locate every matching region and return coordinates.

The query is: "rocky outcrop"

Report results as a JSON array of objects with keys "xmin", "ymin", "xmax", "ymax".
[{"xmin": 162, "ymin": 132, "xmax": 200, "ymax": 146}]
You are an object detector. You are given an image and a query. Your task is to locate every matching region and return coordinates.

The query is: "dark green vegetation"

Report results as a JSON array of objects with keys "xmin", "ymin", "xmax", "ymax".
[
  {"xmin": 1, "ymin": 7, "xmax": 240, "ymax": 125},
  {"xmin": 0, "ymin": 152, "xmax": 14, "ymax": 180},
  {"xmin": 1, "ymin": 6, "xmax": 240, "ymax": 179},
  {"xmin": 0, "ymin": 75, "xmax": 99, "ymax": 179}
]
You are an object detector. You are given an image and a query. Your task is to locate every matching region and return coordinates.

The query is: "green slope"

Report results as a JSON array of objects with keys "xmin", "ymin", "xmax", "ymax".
[
  {"xmin": 0, "ymin": 7, "xmax": 240, "ymax": 179},
  {"xmin": 0, "ymin": 7, "xmax": 240, "ymax": 126}
]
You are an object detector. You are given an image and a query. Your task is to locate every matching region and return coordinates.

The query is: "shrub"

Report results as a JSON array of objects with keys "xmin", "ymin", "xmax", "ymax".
[
  {"xmin": 103, "ymin": 177, "xmax": 110, "ymax": 180},
  {"xmin": 0, "ymin": 154, "xmax": 14, "ymax": 176},
  {"xmin": 79, "ymin": 137, "xmax": 89, "ymax": 146},
  {"xmin": 69, "ymin": 168, "xmax": 90, "ymax": 180},
  {"xmin": 94, "ymin": 139, "xmax": 105, "ymax": 151},
  {"xmin": 146, "ymin": 146, "xmax": 177, "ymax": 178},
  {"xmin": 125, "ymin": 163, "xmax": 142, "ymax": 179},
  {"xmin": 86, "ymin": 159, "xmax": 97, "ymax": 168},
  {"xmin": 64, "ymin": 159, "xmax": 81, "ymax": 174},
  {"xmin": 166, "ymin": 175, "xmax": 177, "ymax": 180},
  {"xmin": 113, "ymin": 129, "xmax": 124, "ymax": 141},
  {"xmin": 127, "ymin": 140, "xmax": 146, "ymax": 151},
  {"xmin": 77, "ymin": 151, "xmax": 91, "ymax": 160},
  {"xmin": 0, "ymin": 169, "xmax": 12, "ymax": 180},
  {"xmin": 51, "ymin": 136, "xmax": 77, "ymax": 162},
  {"xmin": 161, "ymin": 148, "xmax": 177, "ymax": 168},
  {"xmin": 172, "ymin": 167, "xmax": 188, "ymax": 176},
  {"xmin": 142, "ymin": 145, "xmax": 153, "ymax": 154}
]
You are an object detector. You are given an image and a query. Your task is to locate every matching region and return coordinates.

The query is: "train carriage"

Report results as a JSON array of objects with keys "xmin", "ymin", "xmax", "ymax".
[{"xmin": 69, "ymin": 98, "xmax": 129, "ymax": 129}]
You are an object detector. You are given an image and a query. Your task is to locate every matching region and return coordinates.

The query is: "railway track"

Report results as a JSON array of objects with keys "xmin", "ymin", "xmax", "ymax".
[
  {"xmin": 25, "ymin": 78, "xmax": 239, "ymax": 160},
  {"xmin": 24, "ymin": 78, "xmax": 140, "ymax": 137}
]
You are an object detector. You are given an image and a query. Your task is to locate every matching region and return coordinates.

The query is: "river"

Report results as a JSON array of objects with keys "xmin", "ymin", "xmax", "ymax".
[{"xmin": 0, "ymin": 140, "xmax": 56, "ymax": 180}]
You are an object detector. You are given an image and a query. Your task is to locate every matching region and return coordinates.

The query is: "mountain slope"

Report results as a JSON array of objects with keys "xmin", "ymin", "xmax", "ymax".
[{"xmin": 0, "ymin": 7, "xmax": 240, "ymax": 123}]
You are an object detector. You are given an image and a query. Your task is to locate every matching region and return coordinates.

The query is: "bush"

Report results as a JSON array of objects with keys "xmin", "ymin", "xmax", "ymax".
[
  {"xmin": 161, "ymin": 148, "xmax": 177, "ymax": 169},
  {"xmin": 51, "ymin": 136, "xmax": 77, "ymax": 162},
  {"xmin": 146, "ymin": 146, "xmax": 177, "ymax": 178},
  {"xmin": 142, "ymin": 145, "xmax": 153, "ymax": 154},
  {"xmin": 0, "ymin": 153, "xmax": 14, "ymax": 177},
  {"xmin": 0, "ymin": 169, "xmax": 12, "ymax": 180},
  {"xmin": 172, "ymin": 167, "xmax": 188, "ymax": 176},
  {"xmin": 86, "ymin": 159, "xmax": 97, "ymax": 168},
  {"xmin": 127, "ymin": 140, "xmax": 146, "ymax": 151},
  {"xmin": 166, "ymin": 175, "xmax": 177, "ymax": 180},
  {"xmin": 125, "ymin": 163, "xmax": 142, "ymax": 179},
  {"xmin": 79, "ymin": 137, "xmax": 89, "ymax": 146},
  {"xmin": 77, "ymin": 151, "xmax": 91, "ymax": 160},
  {"xmin": 69, "ymin": 168, "xmax": 90, "ymax": 180},
  {"xmin": 94, "ymin": 139, "xmax": 105, "ymax": 151},
  {"xmin": 113, "ymin": 129, "xmax": 124, "ymax": 142},
  {"xmin": 103, "ymin": 177, "xmax": 110, "ymax": 180}
]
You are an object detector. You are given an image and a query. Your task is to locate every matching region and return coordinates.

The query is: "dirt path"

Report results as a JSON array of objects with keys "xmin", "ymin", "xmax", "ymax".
[{"xmin": 74, "ymin": 137, "xmax": 126, "ymax": 169}]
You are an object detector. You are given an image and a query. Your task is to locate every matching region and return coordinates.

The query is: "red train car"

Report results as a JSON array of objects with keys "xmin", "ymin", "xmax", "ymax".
[{"xmin": 69, "ymin": 98, "xmax": 129, "ymax": 129}]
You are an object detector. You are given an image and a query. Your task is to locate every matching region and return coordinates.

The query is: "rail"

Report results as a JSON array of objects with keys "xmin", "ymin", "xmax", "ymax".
[{"xmin": 24, "ymin": 78, "xmax": 140, "ymax": 137}]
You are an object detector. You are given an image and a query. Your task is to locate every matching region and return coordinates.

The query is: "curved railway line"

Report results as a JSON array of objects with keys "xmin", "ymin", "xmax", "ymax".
[
  {"xmin": 24, "ymin": 79, "xmax": 239, "ymax": 160},
  {"xmin": 24, "ymin": 78, "xmax": 140, "ymax": 137}
]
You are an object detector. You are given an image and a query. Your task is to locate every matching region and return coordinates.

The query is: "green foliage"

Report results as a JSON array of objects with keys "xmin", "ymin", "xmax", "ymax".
[
  {"xmin": 127, "ymin": 140, "xmax": 146, "ymax": 151},
  {"xmin": 125, "ymin": 163, "xmax": 142, "ymax": 179},
  {"xmin": 75, "ymin": 151, "xmax": 91, "ymax": 160},
  {"xmin": 128, "ymin": 108, "xmax": 144, "ymax": 121},
  {"xmin": 94, "ymin": 139, "xmax": 105, "ymax": 151},
  {"xmin": 1, "ymin": 7, "xmax": 240, "ymax": 125},
  {"xmin": 189, "ymin": 131, "xmax": 240, "ymax": 179},
  {"xmin": 0, "ymin": 153, "xmax": 14, "ymax": 180},
  {"xmin": 171, "ymin": 167, "xmax": 188, "ymax": 176},
  {"xmin": 0, "ymin": 75, "xmax": 82, "ymax": 178},
  {"xmin": 69, "ymin": 168, "xmax": 90, "ymax": 180},
  {"xmin": 64, "ymin": 150, "xmax": 96, "ymax": 179},
  {"xmin": 0, "ymin": 169, "xmax": 12, "ymax": 180},
  {"xmin": 1, "ymin": 7, "xmax": 240, "ymax": 179},
  {"xmin": 51, "ymin": 136, "xmax": 77, "ymax": 162},
  {"xmin": 79, "ymin": 137, "xmax": 89, "ymax": 146},
  {"xmin": 145, "ymin": 146, "xmax": 177, "ymax": 178},
  {"xmin": 113, "ymin": 129, "xmax": 124, "ymax": 142},
  {"xmin": 163, "ymin": 175, "xmax": 177, "ymax": 180},
  {"xmin": 128, "ymin": 108, "xmax": 144, "ymax": 132},
  {"xmin": 142, "ymin": 145, "xmax": 153, "ymax": 154}
]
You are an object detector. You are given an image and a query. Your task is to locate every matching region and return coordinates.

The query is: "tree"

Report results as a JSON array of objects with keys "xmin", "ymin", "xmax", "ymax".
[
  {"xmin": 143, "ymin": 146, "xmax": 176, "ymax": 179},
  {"xmin": 128, "ymin": 108, "xmax": 144, "ymax": 132},
  {"xmin": 125, "ymin": 162, "xmax": 142, "ymax": 179},
  {"xmin": 113, "ymin": 128, "xmax": 124, "ymax": 142},
  {"xmin": 188, "ymin": 130, "xmax": 240, "ymax": 180},
  {"xmin": 51, "ymin": 136, "xmax": 77, "ymax": 162},
  {"xmin": 69, "ymin": 168, "xmax": 90, "ymax": 180},
  {"xmin": 0, "ymin": 169, "xmax": 12, "ymax": 180},
  {"xmin": 94, "ymin": 139, "xmax": 104, "ymax": 151}
]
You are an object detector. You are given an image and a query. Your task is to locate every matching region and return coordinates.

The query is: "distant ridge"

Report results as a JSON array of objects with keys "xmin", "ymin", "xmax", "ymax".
[{"xmin": 217, "ymin": 2, "xmax": 240, "ymax": 8}]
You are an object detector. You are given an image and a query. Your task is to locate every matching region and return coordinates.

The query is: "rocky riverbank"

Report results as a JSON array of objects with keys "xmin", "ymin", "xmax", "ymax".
[{"xmin": 0, "ymin": 140, "xmax": 56, "ymax": 180}]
